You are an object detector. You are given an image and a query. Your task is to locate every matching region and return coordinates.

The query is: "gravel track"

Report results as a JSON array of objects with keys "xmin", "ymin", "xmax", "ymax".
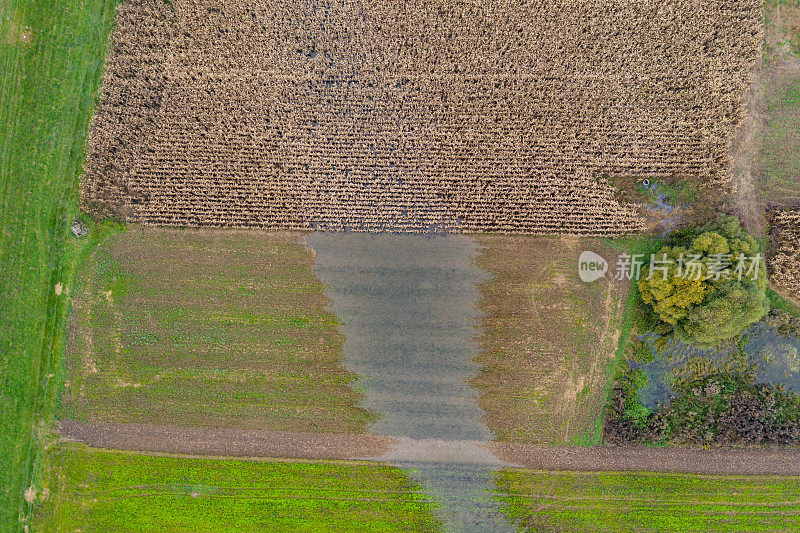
[
  {"xmin": 58, "ymin": 421, "xmax": 395, "ymax": 460},
  {"xmin": 59, "ymin": 421, "xmax": 800, "ymax": 475}
]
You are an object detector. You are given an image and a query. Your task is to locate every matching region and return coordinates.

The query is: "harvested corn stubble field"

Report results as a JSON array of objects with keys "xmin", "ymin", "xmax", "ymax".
[
  {"xmin": 768, "ymin": 208, "xmax": 800, "ymax": 301},
  {"xmin": 83, "ymin": 0, "xmax": 762, "ymax": 233}
]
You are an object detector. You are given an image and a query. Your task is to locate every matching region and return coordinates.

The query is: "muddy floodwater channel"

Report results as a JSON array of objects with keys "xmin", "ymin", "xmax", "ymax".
[{"xmin": 306, "ymin": 233, "xmax": 516, "ymax": 532}]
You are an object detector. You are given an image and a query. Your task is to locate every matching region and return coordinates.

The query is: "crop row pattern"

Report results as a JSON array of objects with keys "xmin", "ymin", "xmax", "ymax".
[{"xmin": 83, "ymin": 0, "xmax": 763, "ymax": 233}]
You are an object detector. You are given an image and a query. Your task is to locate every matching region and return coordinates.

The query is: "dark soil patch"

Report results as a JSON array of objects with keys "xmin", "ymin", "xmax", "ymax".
[{"xmin": 58, "ymin": 420, "xmax": 394, "ymax": 460}]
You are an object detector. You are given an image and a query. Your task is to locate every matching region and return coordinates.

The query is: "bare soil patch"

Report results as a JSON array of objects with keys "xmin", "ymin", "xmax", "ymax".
[
  {"xmin": 730, "ymin": 63, "xmax": 769, "ymax": 236},
  {"xmin": 471, "ymin": 236, "xmax": 625, "ymax": 444},
  {"xmin": 4, "ymin": 13, "xmax": 33, "ymax": 45},
  {"xmin": 58, "ymin": 420, "xmax": 394, "ymax": 460}
]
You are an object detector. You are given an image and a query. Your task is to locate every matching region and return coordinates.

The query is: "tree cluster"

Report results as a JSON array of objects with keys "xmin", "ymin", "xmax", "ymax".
[{"xmin": 638, "ymin": 215, "xmax": 769, "ymax": 347}]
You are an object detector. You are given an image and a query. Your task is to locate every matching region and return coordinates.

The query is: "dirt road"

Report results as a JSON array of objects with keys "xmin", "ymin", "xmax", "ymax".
[
  {"xmin": 60, "ymin": 421, "xmax": 800, "ymax": 475},
  {"xmin": 729, "ymin": 64, "xmax": 768, "ymax": 237},
  {"xmin": 490, "ymin": 442, "xmax": 800, "ymax": 476},
  {"xmin": 58, "ymin": 421, "xmax": 395, "ymax": 460}
]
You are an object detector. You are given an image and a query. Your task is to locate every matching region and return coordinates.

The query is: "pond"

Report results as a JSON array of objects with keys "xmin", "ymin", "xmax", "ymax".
[{"xmin": 633, "ymin": 323, "xmax": 800, "ymax": 410}]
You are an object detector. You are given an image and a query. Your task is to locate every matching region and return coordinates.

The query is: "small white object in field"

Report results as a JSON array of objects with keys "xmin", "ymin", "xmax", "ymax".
[{"xmin": 70, "ymin": 219, "xmax": 88, "ymax": 237}]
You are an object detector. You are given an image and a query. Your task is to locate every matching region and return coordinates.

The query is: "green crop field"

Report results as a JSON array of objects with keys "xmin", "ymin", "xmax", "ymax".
[
  {"xmin": 62, "ymin": 228, "xmax": 374, "ymax": 432},
  {"xmin": 496, "ymin": 469, "xmax": 800, "ymax": 532},
  {"xmin": 0, "ymin": 0, "xmax": 120, "ymax": 529},
  {"xmin": 33, "ymin": 444, "xmax": 440, "ymax": 532}
]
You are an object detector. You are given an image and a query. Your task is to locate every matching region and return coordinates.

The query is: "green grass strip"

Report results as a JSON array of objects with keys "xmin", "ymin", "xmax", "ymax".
[{"xmin": 0, "ymin": 0, "xmax": 121, "ymax": 530}]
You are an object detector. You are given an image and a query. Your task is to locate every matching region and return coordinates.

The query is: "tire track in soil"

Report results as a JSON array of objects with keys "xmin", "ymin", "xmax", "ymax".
[{"xmin": 59, "ymin": 420, "xmax": 800, "ymax": 476}]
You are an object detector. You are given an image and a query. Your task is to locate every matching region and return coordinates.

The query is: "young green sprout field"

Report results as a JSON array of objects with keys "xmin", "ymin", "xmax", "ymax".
[
  {"xmin": 496, "ymin": 469, "xmax": 800, "ymax": 532},
  {"xmin": 62, "ymin": 228, "xmax": 373, "ymax": 432},
  {"xmin": 34, "ymin": 444, "xmax": 440, "ymax": 532}
]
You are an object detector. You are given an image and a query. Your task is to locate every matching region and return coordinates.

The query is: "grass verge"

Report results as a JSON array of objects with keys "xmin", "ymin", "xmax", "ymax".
[
  {"xmin": 0, "ymin": 1, "xmax": 120, "ymax": 529},
  {"xmin": 586, "ymin": 235, "xmax": 665, "ymax": 444},
  {"xmin": 767, "ymin": 286, "xmax": 800, "ymax": 317}
]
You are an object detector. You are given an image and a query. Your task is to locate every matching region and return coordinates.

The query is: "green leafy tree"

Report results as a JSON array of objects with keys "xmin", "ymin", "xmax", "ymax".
[{"xmin": 638, "ymin": 215, "xmax": 768, "ymax": 347}]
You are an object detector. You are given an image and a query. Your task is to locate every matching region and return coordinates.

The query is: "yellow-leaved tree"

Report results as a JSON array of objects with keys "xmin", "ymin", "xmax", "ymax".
[{"xmin": 638, "ymin": 215, "xmax": 768, "ymax": 347}]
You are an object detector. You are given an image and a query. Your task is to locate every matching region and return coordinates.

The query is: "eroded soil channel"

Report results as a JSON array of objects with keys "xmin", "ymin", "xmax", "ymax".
[{"xmin": 306, "ymin": 233, "xmax": 515, "ymax": 532}]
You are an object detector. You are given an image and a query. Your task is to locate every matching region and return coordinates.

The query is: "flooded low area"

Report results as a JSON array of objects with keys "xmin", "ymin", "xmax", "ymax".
[
  {"xmin": 306, "ymin": 232, "xmax": 516, "ymax": 531},
  {"xmin": 306, "ymin": 232, "xmax": 491, "ymax": 441},
  {"xmin": 634, "ymin": 324, "xmax": 800, "ymax": 410},
  {"xmin": 404, "ymin": 463, "xmax": 518, "ymax": 533}
]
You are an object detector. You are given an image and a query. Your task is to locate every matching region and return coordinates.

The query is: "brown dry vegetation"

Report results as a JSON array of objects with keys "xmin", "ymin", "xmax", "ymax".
[
  {"xmin": 61, "ymin": 227, "xmax": 374, "ymax": 432},
  {"xmin": 768, "ymin": 208, "xmax": 800, "ymax": 301},
  {"xmin": 471, "ymin": 236, "xmax": 624, "ymax": 444},
  {"xmin": 83, "ymin": 0, "xmax": 761, "ymax": 233}
]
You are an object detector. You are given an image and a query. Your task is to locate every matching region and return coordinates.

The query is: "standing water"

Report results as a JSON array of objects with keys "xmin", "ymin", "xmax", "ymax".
[{"xmin": 306, "ymin": 233, "xmax": 516, "ymax": 532}]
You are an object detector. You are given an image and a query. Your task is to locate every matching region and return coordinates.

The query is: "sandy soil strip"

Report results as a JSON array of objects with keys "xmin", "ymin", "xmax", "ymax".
[
  {"xmin": 58, "ymin": 421, "xmax": 395, "ymax": 460},
  {"xmin": 60, "ymin": 421, "xmax": 800, "ymax": 475},
  {"xmin": 490, "ymin": 442, "xmax": 800, "ymax": 476}
]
